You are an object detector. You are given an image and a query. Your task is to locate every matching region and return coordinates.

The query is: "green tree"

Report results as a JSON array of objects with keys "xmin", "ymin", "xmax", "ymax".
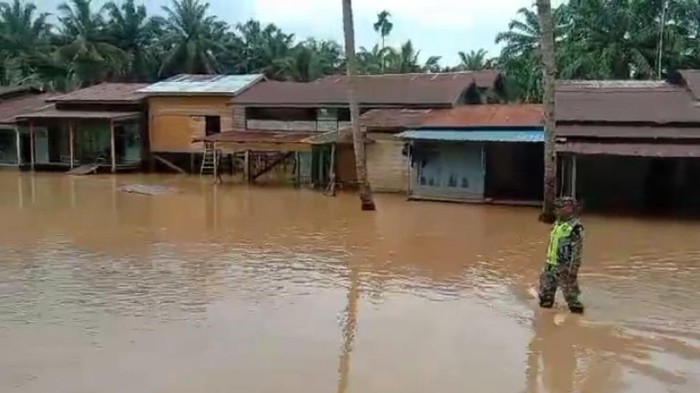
[
  {"xmin": 457, "ymin": 49, "xmax": 490, "ymax": 70},
  {"xmin": 103, "ymin": 0, "xmax": 161, "ymax": 82},
  {"xmin": 159, "ymin": 0, "xmax": 227, "ymax": 76},
  {"xmin": 56, "ymin": 0, "xmax": 127, "ymax": 86},
  {"xmin": 0, "ymin": 0, "xmax": 52, "ymax": 86}
]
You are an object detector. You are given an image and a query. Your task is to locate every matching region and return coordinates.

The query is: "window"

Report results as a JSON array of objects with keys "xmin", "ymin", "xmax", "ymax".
[{"xmin": 205, "ymin": 116, "xmax": 221, "ymax": 136}]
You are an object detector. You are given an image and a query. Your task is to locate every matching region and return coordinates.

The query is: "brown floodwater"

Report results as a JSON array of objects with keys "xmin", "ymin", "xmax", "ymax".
[{"xmin": 1, "ymin": 172, "xmax": 699, "ymax": 393}]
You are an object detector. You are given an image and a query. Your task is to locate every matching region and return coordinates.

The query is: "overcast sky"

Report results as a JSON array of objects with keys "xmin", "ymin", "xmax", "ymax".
[{"xmin": 34, "ymin": 0, "xmax": 564, "ymax": 65}]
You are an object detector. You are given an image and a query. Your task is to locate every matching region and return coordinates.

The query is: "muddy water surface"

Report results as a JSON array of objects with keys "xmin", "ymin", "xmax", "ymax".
[{"xmin": 1, "ymin": 172, "xmax": 699, "ymax": 393}]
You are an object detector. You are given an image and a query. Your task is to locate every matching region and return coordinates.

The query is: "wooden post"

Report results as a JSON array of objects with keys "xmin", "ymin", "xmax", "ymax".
[
  {"xmin": 29, "ymin": 122, "xmax": 35, "ymax": 171},
  {"xmin": 190, "ymin": 153, "xmax": 195, "ymax": 174},
  {"xmin": 15, "ymin": 127, "xmax": 21, "ymax": 166},
  {"xmin": 69, "ymin": 121, "xmax": 75, "ymax": 168},
  {"xmin": 244, "ymin": 150, "xmax": 250, "ymax": 183},
  {"xmin": 213, "ymin": 146, "xmax": 219, "ymax": 184},
  {"xmin": 572, "ymin": 154, "xmax": 578, "ymax": 198},
  {"xmin": 328, "ymin": 143, "xmax": 337, "ymax": 196},
  {"xmin": 110, "ymin": 121, "xmax": 116, "ymax": 173}
]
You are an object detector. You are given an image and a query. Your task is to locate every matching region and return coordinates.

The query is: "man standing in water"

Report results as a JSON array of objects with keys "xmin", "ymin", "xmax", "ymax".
[{"xmin": 538, "ymin": 197, "xmax": 585, "ymax": 314}]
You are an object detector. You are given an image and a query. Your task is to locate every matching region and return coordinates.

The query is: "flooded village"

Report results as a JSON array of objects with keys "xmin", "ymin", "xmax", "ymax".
[{"xmin": 1, "ymin": 68, "xmax": 700, "ymax": 392}]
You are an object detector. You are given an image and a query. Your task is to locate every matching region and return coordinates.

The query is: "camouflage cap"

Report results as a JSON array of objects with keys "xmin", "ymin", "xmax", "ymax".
[{"xmin": 554, "ymin": 196, "xmax": 579, "ymax": 208}]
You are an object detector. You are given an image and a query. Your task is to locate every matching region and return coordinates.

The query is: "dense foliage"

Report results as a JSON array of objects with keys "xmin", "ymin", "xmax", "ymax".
[{"xmin": 1, "ymin": 0, "xmax": 699, "ymax": 101}]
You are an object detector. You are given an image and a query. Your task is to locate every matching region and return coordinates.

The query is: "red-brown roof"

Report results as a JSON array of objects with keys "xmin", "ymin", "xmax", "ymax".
[
  {"xmin": 360, "ymin": 108, "xmax": 437, "ymax": 129},
  {"xmin": 0, "ymin": 92, "xmax": 55, "ymax": 124},
  {"xmin": 557, "ymin": 124, "xmax": 700, "ymax": 139},
  {"xmin": 678, "ymin": 69, "xmax": 700, "ymax": 100},
  {"xmin": 421, "ymin": 104, "xmax": 543, "ymax": 127},
  {"xmin": 49, "ymin": 83, "xmax": 148, "ymax": 104},
  {"xmin": 556, "ymin": 80, "xmax": 700, "ymax": 123},
  {"xmin": 193, "ymin": 129, "xmax": 316, "ymax": 144},
  {"xmin": 16, "ymin": 105, "xmax": 141, "ymax": 121},
  {"xmin": 232, "ymin": 71, "xmax": 502, "ymax": 107},
  {"xmin": 557, "ymin": 141, "xmax": 700, "ymax": 157}
]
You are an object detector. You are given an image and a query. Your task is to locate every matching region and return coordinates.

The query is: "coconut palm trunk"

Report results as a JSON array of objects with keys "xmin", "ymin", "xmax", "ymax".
[
  {"xmin": 537, "ymin": 0, "xmax": 557, "ymax": 222},
  {"xmin": 342, "ymin": 0, "xmax": 376, "ymax": 211}
]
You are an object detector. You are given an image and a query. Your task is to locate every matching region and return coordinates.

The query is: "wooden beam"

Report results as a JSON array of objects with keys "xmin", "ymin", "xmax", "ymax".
[
  {"xmin": 572, "ymin": 154, "xmax": 578, "ymax": 198},
  {"xmin": 244, "ymin": 150, "xmax": 250, "ymax": 183},
  {"xmin": 326, "ymin": 143, "xmax": 337, "ymax": 196},
  {"xmin": 110, "ymin": 121, "xmax": 116, "ymax": 173},
  {"xmin": 15, "ymin": 127, "xmax": 21, "ymax": 166},
  {"xmin": 29, "ymin": 122, "xmax": 35, "ymax": 171},
  {"xmin": 69, "ymin": 121, "xmax": 75, "ymax": 169},
  {"xmin": 251, "ymin": 152, "xmax": 293, "ymax": 181},
  {"xmin": 153, "ymin": 154, "xmax": 187, "ymax": 174}
]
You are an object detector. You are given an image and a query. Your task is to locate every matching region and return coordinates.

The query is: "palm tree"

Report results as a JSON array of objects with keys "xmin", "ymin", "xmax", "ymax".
[
  {"xmin": 0, "ymin": 0, "xmax": 52, "ymax": 86},
  {"xmin": 357, "ymin": 44, "xmax": 389, "ymax": 74},
  {"xmin": 536, "ymin": 0, "xmax": 557, "ymax": 222},
  {"xmin": 159, "ymin": 0, "xmax": 227, "ymax": 76},
  {"xmin": 457, "ymin": 49, "xmax": 489, "ymax": 70},
  {"xmin": 373, "ymin": 10, "xmax": 393, "ymax": 50},
  {"xmin": 56, "ymin": 0, "xmax": 127, "ymax": 86},
  {"xmin": 373, "ymin": 10, "xmax": 392, "ymax": 71},
  {"xmin": 384, "ymin": 40, "xmax": 435, "ymax": 73},
  {"xmin": 103, "ymin": 0, "xmax": 161, "ymax": 82},
  {"xmin": 341, "ymin": 0, "xmax": 376, "ymax": 211}
]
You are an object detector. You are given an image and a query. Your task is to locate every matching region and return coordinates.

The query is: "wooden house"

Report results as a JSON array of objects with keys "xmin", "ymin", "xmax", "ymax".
[
  {"xmin": 397, "ymin": 105, "xmax": 544, "ymax": 204},
  {"xmin": 14, "ymin": 83, "xmax": 147, "ymax": 173},
  {"xmin": 555, "ymin": 75, "xmax": 700, "ymax": 212},
  {"xmin": 138, "ymin": 74, "xmax": 265, "ymax": 173},
  {"xmin": 0, "ymin": 86, "xmax": 55, "ymax": 168},
  {"xmin": 227, "ymin": 71, "xmax": 506, "ymax": 190}
]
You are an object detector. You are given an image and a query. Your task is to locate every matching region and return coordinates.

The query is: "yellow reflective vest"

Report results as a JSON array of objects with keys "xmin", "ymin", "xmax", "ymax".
[{"xmin": 546, "ymin": 220, "xmax": 576, "ymax": 265}]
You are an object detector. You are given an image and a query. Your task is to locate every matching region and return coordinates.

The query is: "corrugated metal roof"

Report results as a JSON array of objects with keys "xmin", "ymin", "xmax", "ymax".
[
  {"xmin": 0, "ymin": 92, "xmax": 55, "ymax": 124},
  {"xmin": 679, "ymin": 69, "xmax": 700, "ymax": 100},
  {"xmin": 361, "ymin": 108, "xmax": 437, "ymax": 129},
  {"xmin": 193, "ymin": 129, "xmax": 314, "ymax": 144},
  {"xmin": 139, "ymin": 74, "xmax": 265, "ymax": 96},
  {"xmin": 422, "ymin": 104, "xmax": 542, "ymax": 127},
  {"xmin": 49, "ymin": 83, "xmax": 148, "ymax": 103},
  {"xmin": 232, "ymin": 71, "xmax": 502, "ymax": 107},
  {"xmin": 557, "ymin": 141, "xmax": 700, "ymax": 157},
  {"xmin": 397, "ymin": 128, "xmax": 544, "ymax": 142},
  {"xmin": 556, "ymin": 80, "xmax": 700, "ymax": 123},
  {"xmin": 557, "ymin": 124, "xmax": 700, "ymax": 139},
  {"xmin": 16, "ymin": 105, "xmax": 140, "ymax": 121}
]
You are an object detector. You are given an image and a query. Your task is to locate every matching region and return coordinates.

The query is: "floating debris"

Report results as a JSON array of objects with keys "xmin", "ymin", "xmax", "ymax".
[{"xmin": 117, "ymin": 184, "xmax": 178, "ymax": 196}]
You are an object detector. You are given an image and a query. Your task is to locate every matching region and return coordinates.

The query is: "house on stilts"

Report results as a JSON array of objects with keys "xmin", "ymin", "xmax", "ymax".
[{"xmin": 555, "ymin": 74, "xmax": 700, "ymax": 213}]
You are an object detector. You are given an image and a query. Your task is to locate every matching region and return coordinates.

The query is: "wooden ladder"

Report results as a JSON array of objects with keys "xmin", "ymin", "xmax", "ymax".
[{"xmin": 200, "ymin": 142, "xmax": 220, "ymax": 176}]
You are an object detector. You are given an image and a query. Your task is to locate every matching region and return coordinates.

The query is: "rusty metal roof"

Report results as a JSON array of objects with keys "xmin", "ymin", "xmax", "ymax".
[
  {"xmin": 421, "ymin": 104, "xmax": 543, "ymax": 127},
  {"xmin": 556, "ymin": 80, "xmax": 700, "ymax": 123},
  {"xmin": 16, "ymin": 105, "xmax": 141, "ymax": 121},
  {"xmin": 557, "ymin": 141, "xmax": 700, "ymax": 157},
  {"xmin": 302, "ymin": 128, "xmax": 376, "ymax": 145},
  {"xmin": 360, "ymin": 108, "xmax": 437, "ymax": 129},
  {"xmin": 194, "ymin": 129, "xmax": 315, "ymax": 144},
  {"xmin": 0, "ymin": 92, "xmax": 55, "ymax": 124},
  {"xmin": 232, "ymin": 71, "xmax": 502, "ymax": 107},
  {"xmin": 49, "ymin": 83, "xmax": 148, "ymax": 104},
  {"xmin": 557, "ymin": 124, "xmax": 700, "ymax": 139},
  {"xmin": 0, "ymin": 85, "xmax": 42, "ymax": 100},
  {"xmin": 139, "ymin": 74, "xmax": 265, "ymax": 96}
]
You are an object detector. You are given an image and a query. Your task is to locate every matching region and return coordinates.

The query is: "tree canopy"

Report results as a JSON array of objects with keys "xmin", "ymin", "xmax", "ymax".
[{"xmin": 1, "ymin": 0, "xmax": 699, "ymax": 102}]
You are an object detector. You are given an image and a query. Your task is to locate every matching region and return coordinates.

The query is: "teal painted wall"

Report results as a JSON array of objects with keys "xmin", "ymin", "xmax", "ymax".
[{"xmin": 411, "ymin": 142, "xmax": 485, "ymax": 200}]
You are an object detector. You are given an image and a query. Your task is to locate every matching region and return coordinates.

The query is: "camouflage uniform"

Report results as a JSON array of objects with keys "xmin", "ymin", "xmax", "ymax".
[{"xmin": 538, "ymin": 197, "xmax": 585, "ymax": 313}]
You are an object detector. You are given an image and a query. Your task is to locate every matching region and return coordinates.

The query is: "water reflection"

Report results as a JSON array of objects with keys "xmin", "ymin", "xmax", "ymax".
[{"xmin": 1, "ymin": 172, "xmax": 700, "ymax": 393}]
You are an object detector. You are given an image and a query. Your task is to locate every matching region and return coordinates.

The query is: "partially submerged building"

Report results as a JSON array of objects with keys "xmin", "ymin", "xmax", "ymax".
[
  {"xmin": 139, "ymin": 74, "xmax": 265, "ymax": 173},
  {"xmin": 14, "ymin": 83, "xmax": 147, "ymax": 172},
  {"xmin": 556, "ymin": 76, "xmax": 700, "ymax": 212},
  {"xmin": 222, "ymin": 71, "xmax": 506, "ymax": 189},
  {"xmin": 0, "ymin": 86, "xmax": 55, "ymax": 168},
  {"xmin": 398, "ymin": 104, "xmax": 543, "ymax": 204}
]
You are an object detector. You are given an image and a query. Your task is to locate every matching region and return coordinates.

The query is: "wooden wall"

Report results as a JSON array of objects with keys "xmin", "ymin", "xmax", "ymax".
[
  {"xmin": 148, "ymin": 96, "xmax": 237, "ymax": 153},
  {"xmin": 335, "ymin": 144, "xmax": 357, "ymax": 185},
  {"xmin": 366, "ymin": 132, "xmax": 408, "ymax": 193}
]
